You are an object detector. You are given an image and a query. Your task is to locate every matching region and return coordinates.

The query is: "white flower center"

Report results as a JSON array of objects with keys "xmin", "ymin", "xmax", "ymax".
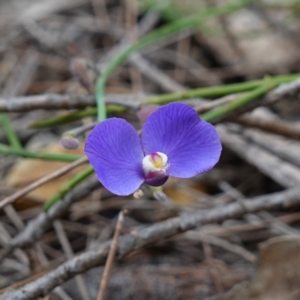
[{"xmin": 142, "ymin": 152, "xmax": 168, "ymax": 173}]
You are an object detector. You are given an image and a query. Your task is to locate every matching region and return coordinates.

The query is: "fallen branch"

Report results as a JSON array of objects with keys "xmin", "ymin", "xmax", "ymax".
[
  {"xmin": 0, "ymin": 94, "xmax": 141, "ymax": 112},
  {"xmin": 3, "ymin": 176, "xmax": 100, "ymax": 253},
  {"xmin": 241, "ymin": 128, "xmax": 300, "ymax": 167},
  {"xmin": 2, "ymin": 185, "xmax": 300, "ymax": 300},
  {"xmin": 217, "ymin": 124, "xmax": 300, "ymax": 187},
  {"xmin": 237, "ymin": 114, "xmax": 300, "ymax": 139}
]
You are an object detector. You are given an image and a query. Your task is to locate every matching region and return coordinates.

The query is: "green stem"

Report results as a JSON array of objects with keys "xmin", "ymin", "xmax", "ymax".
[
  {"xmin": 201, "ymin": 79, "xmax": 279, "ymax": 122},
  {"xmin": 29, "ymin": 105, "xmax": 125, "ymax": 128},
  {"xmin": 140, "ymin": 0, "xmax": 184, "ymax": 21},
  {"xmin": 30, "ymin": 73, "xmax": 300, "ymax": 128},
  {"xmin": 0, "ymin": 113, "xmax": 22, "ymax": 149},
  {"xmin": 263, "ymin": 1, "xmax": 300, "ymax": 9},
  {"xmin": 96, "ymin": 0, "xmax": 255, "ymax": 121},
  {"xmin": 43, "ymin": 165, "xmax": 94, "ymax": 211},
  {"xmin": 0, "ymin": 143, "xmax": 81, "ymax": 161},
  {"xmin": 145, "ymin": 73, "xmax": 300, "ymax": 104}
]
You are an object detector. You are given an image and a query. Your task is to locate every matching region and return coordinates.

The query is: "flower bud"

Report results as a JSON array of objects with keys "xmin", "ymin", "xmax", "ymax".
[{"xmin": 60, "ymin": 136, "xmax": 80, "ymax": 150}]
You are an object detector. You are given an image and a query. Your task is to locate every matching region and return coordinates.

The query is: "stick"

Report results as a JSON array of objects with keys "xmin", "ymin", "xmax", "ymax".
[
  {"xmin": 0, "ymin": 94, "xmax": 141, "ymax": 112},
  {"xmin": 3, "ymin": 176, "xmax": 100, "ymax": 253},
  {"xmin": 97, "ymin": 211, "xmax": 124, "ymax": 300},
  {"xmin": 53, "ymin": 221, "xmax": 91, "ymax": 300},
  {"xmin": 3, "ymin": 184, "xmax": 300, "ymax": 300},
  {"xmin": 217, "ymin": 124, "xmax": 300, "ymax": 187}
]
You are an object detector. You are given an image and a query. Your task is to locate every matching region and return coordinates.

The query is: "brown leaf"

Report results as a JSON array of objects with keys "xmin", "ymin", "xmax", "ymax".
[
  {"xmin": 210, "ymin": 236, "xmax": 300, "ymax": 300},
  {"xmin": 5, "ymin": 143, "xmax": 85, "ymax": 204}
]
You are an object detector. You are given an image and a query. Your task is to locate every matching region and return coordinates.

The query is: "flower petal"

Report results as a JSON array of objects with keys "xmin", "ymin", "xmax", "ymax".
[
  {"xmin": 145, "ymin": 174, "xmax": 169, "ymax": 187},
  {"xmin": 141, "ymin": 103, "xmax": 222, "ymax": 178},
  {"xmin": 85, "ymin": 118, "xmax": 144, "ymax": 195}
]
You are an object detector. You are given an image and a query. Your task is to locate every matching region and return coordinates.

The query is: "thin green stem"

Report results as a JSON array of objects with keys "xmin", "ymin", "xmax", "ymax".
[
  {"xmin": 263, "ymin": 1, "xmax": 300, "ymax": 9},
  {"xmin": 29, "ymin": 73, "xmax": 300, "ymax": 128},
  {"xmin": 144, "ymin": 73, "xmax": 300, "ymax": 104},
  {"xmin": 0, "ymin": 143, "xmax": 82, "ymax": 161},
  {"xmin": 201, "ymin": 79, "xmax": 279, "ymax": 122},
  {"xmin": 140, "ymin": 0, "xmax": 184, "ymax": 20},
  {"xmin": 29, "ymin": 107, "xmax": 98, "ymax": 128},
  {"xmin": 29, "ymin": 105, "xmax": 125, "ymax": 128},
  {"xmin": 0, "ymin": 113, "xmax": 22, "ymax": 149},
  {"xmin": 43, "ymin": 165, "xmax": 94, "ymax": 211},
  {"xmin": 96, "ymin": 0, "xmax": 255, "ymax": 121}
]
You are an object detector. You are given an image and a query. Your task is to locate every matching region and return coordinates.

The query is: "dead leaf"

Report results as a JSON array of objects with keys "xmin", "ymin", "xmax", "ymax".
[
  {"xmin": 209, "ymin": 236, "xmax": 300, "ymax": 300},
  {"xmin": 5, "ymin": 142, "xmax": 86, "ymax": 204}
]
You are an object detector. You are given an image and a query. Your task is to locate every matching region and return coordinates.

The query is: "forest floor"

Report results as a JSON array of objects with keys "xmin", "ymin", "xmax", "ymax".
[{"xmin": 1, "ymin": 0, "xmax": 300, "ymax": 299}]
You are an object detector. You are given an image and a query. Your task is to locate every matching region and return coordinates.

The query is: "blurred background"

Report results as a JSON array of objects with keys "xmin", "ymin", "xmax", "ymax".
[{"xmin": 1, "ymin": 0, "xmax": 300, "ymax": 299}]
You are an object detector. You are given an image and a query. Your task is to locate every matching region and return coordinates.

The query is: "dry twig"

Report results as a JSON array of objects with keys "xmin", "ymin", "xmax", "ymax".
[
  {"xmin": 218, "ymin": 124, "xmax": 300, "ymax": 187},
  {"xmin": 3, "ymin": 184, "xmax": 300, "ymax": 300},
  {"xmin": 53, "ymin": 220, "xmax": 91, "ymax": 300},
  {"xmin": 97, "ymin": 211, "xmax": 124, "ymax": 300},
  {"xmin": 0, "ymin": 94, "xmax": 141, "ymax": 112},
  {"xmin": 237, "ymin": 114, "xmax": 300, "ymax": 139},
  {"xmin": 242, "ymin": 128, "xmax": 300, "ymax": 167},
  {"xmin": 3, "ymin": 176, "xmax": 100, "ymax": 253},
  {"xmin": 186, "ymin": 232, "xmax": 256, "ymax": 262},
  {"xmin": 129, "ymin": 53, "xmax": 185, "ymax": 92}
]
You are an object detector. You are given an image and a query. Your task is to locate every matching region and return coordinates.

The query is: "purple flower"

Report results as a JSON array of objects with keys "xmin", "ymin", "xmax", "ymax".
[{"xmin": 85, "ymin": 103, "xmax": 222, "ymax": 196}]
